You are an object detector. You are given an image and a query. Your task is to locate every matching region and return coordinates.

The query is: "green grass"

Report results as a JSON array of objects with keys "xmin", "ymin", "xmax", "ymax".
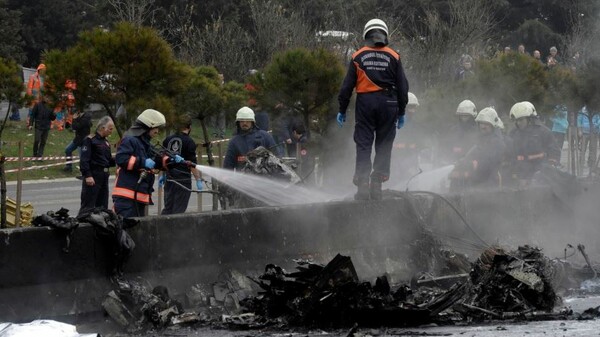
[{"xmin": 0, "ymin": 118, "xmax": 232, "ymax": 181}]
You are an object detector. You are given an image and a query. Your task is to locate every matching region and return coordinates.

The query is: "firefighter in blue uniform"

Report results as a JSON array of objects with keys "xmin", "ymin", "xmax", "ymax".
[
  {"xmin": 78, "ymin": 116, "xmax": 115, "ymax": 215},
  {"xmin": 223, "ymin": 106, "xmax": 279, "ymax": 170},
  {"xmin": 112, "ymin": 109, "xmax": 184, "ymax": 218},
  {"xmin": 159, "ymin": 115, "xmax": 202, "ymax": 215},
  {"xmin": 508, "ymin": 101, "xmax": 560, "ymax": 188},
  {"xmin": 337, "ymin": 18, "xmax": 409, "ymax": 200}
]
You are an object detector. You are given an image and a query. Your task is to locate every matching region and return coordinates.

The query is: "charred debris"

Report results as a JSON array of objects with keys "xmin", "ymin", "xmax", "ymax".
[{"xmin": 103, "ymin": 246, "xmax": 600, "ymax": 333}]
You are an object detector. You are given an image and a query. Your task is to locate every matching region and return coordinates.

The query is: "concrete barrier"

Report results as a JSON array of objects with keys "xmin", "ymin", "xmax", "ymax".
[{"xmin": 1, "ymin": 185, "xmax": 597, "ymax": 322}]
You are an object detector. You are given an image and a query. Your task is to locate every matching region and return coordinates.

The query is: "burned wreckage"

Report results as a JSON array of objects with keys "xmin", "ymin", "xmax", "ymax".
[{"xmin": 100, "ymin": 245, "xmax": 600, "ymax": 332}]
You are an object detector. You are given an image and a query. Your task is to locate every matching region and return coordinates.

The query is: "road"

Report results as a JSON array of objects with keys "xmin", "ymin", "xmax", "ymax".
[{"xmin": 6, "ymin": 176, "xmax": 218, "ymax": 217}]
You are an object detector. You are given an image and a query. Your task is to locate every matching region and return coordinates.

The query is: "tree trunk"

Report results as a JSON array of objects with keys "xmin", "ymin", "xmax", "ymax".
[{"xmin": 0, "ymin": 159, "xmax": 6, "ymax": 229}]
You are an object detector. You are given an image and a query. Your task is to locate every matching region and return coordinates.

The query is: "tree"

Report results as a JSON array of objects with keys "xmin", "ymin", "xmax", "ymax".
[
  {"xmin": 402, "ymin": 0, "xmax": 499, "ymax": 90},
  {"xmin": 0, "ymin": 57, "xmax": 25, "ymax": 136},
  {"xmin": 0, "ymin": 0, "xmax": 25, "ymax": 63},
  {"xmin": 255, "ymin": 48, "xmax": 344, "ymax": 134},
  {"xmin": 43, "ymin": 22, "xmax": 191, "ymax": 137},
  {"xmin": 9, "ymin": 0, "xmax": 108, "ymax": 67}
]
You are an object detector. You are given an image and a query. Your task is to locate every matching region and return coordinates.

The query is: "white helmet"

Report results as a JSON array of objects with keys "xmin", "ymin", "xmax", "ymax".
[
  {"xmin": 456, "ymin": 100, "xmax": 477, "ymax": 117},
  {"xmin": 363, "ymin": 19, "xmax": 388, "ymax": 39},
  {"xmin": 236, "ymin": 106, "xmax": 255, "ymax": 122},
  {"xmin": 521, "ymin": 101, "xmax": 537, "ymax": 116},
  {"xmin": 137, "ymin": 109, "xmax": 166, "ymax": 128},
  {"xmin": 475, "ymin": 107, "xmax": 503, "ymax": 129},
  {"xmin": 407, "ymin": 92, "xmax": 419, "ymax": 106},
  {"xmin": 510, "ymin": 101, "xmax": 536, "ymax": 120}
]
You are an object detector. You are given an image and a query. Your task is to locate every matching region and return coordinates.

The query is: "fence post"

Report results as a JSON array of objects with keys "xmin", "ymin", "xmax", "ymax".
[
  {"xmin": 0, "ymin": 154, "xmax": 6, "ymax": 229},
  {"xmin": 15, "ymin": 141, "xmax": 24, "ymax": 227}
]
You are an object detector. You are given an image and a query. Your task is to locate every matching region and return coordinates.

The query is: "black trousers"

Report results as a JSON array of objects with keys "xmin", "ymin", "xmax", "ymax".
[
  {"xmin": 33, "ymin": 128, "xmax": 49, "ymax": 157},
  {"xmin": 113, "ymin": 197, "xmax": 147, "ymax": 218},
  {"xmin": 353, "ymin": 92, "xmax": 398, "ymax": 183},
  {"xmin": 79, "ymin": 170, "xmax": 110, "ymax": 216},
  {"xmin": 161, "ymin": 177, "xmax": 192, "ymax": 215}
]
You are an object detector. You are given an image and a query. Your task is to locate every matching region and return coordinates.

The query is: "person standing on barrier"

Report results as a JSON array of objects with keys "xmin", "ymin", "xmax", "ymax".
[
  {"xmin": 112, "ymin": 109, "xmax": 184, "ymax": 218},
  {"xmin": 337, "ymin": 18, "xmax": 409, "ymax": 200},
  {"xmin": 78, "ymin": 116, "xmax": 115, "ymax": 215},
  {"xmin": 159, "ymin": 115, "xmax": 202, "ymax": 215},
  {"xmin": 28, "ymin": 95, "xmax": 56, "ymax": 158},
  {"xmin": 64, "ymin": 109, "xmax": 92, "ymax": 172}
]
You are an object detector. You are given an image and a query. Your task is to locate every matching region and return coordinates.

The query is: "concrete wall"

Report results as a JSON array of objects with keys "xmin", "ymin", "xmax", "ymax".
[{"xmin": 0, "ymin": 185, "xmax": 595, "ymax": 321}]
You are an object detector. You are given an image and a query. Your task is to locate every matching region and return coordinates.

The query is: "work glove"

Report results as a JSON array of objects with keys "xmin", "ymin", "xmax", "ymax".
[
  {"xmin": 196, "ymin": 179, "xmax": 203, "ymax": 191},
  {"xmin": 144, "ymin": 158, "xmax": 156, "ymax": 169},
  {"xmin": 336, "ymin": 112, "xmax": 346, "ymax": 128},
  {"xmin": 397, "ymin": 115, "xmax": 405, "ymax": 129},
  {"xmin": 158, "ymin": 174, "xmax": 166, "ymax": 188},
  {"xmin": 172, "ymin": 154, "xmax": 184, "ymax": 164}
]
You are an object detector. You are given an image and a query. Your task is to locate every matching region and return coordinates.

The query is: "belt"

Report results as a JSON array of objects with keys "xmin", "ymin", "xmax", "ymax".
[{"xmin": 92, "ymin": 167, "xmax": 109, "ymax": 173}]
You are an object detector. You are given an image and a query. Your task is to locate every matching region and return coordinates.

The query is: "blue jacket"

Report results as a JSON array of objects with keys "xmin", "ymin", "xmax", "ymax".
[
  {"xmin": 551, "ymin": 105, "xmax": 568, "ymax": 134},
  {"xmin": 113, "ymin": 134, "xmax": 168, "ymax": 204},
  {"xmin": 223, "ymin": 125, "xmax": 279, "ymax": 170}
]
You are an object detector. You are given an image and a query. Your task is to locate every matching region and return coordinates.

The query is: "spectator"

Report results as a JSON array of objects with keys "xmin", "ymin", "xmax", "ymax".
[
  {"xmin": 504, "ymin": 46, "xmax": 512, "ymax": 54},
  {"xmin": 533, "ymin": 50, "xmax": 543, "ymax": 64},
  {"xmin": 546, "ymin": 46, "xmax": 562, "ymax": 68},
  {"xmin": 63, "ymin": 109, "xmax": 92, "ymax": 172},
  {"xmin": 79, "ymin": 116, "xmax": 115, "ymax": 215},
  {"xmin": 28, "ymin": 95, "xmax": 56, "ymax": 158},
  {"xmin": 551, "ymin": 104, "xmax": 568, "ymax": 163},
  {"xmin": 517, "ymin": 44, "xmax": 528, "ymax": 55},
  {"xmin": 26, "ymin": 63, "xmax": 46, "ymax": 124},
  {"xmin": 456, "ymin": 54, "xmax": 475, "ymax": 81},
  {"xmin": 160, "ymin": 115, "xmax": 202, "ymax": 215}
]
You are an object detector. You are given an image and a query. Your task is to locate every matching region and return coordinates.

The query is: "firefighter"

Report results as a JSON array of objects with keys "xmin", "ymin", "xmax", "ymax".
[
  {"xmin": 441, "ymin": 100, "xmax": 479, "ymax": 164},
  {"xmin": 337, "ymin": 18, "xmax": 409, "ymax": 200},
  {"xmin": 78, "ymin": 116, "xmax": 115, "ymax": 215},
  {"xmin": 112, "ymin": 109, "xmax": 184, "ymax": 218},
  {"xmin": 449, "ymin": 107, "xmax": 506, "ymax": 192},
  {"xmin": 508, "ymin": 101, "xmax": 560, "ymax": 188},
  {"xmin": 223, "ymin": 106, "xmax": 279, "ymax": 170},
  {"xmin": 159, "ymin": 115, "xmax": 202, "ymax": 215},
  {"xmin": 392, "ymin": 92, "xmax": 423, "ymax": 182}
]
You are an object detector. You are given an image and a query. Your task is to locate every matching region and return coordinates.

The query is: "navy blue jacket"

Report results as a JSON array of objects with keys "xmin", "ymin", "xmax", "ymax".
[
  {"xmin": 113, "ymin": 134, "xmax": 168, "ymax": 204},
  {"xmin": 80, "ymin": 132, "xmax": 115, "ymax": 178},
  {"xmin": 223, "ymin": 125, "xmax": 279, "ymax": 170},
  {"xmin": 163, "ymin": 132, "xmax": 197, "ymax": 180},
  {"xmin": 338, "ymin": 46, "xmax": 409, "ymax": 115}
]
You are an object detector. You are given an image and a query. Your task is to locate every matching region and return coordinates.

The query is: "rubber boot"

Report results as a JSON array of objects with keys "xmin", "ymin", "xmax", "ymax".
[
  {"xmin": 354, "ymin": 178, "xmax": 370, "ymax": 200},
  {"xmin": 369, "ymin": 181, "xmax": 382, "ymax": 200}
]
